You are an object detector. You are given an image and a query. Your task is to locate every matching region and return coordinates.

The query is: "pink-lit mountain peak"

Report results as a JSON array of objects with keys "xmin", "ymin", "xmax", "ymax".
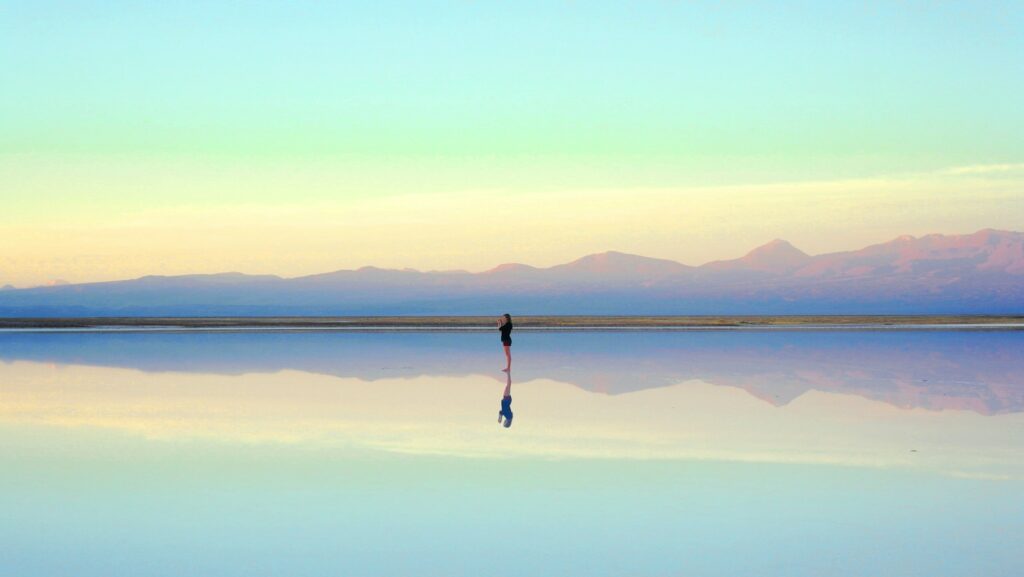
[
  {"xmin": 482, "ymin": 263, "xmax": 540, "ymax": 275},
  {"xmin": 863, "ymin": 229, "xmax": 1021, "ymax": 262},
  {"xmin": 870, "ymin": 229, "xmax": 1018, "ymax": 252},
  {"xmin": 796, "ymin": 229, "xmax": 1024, "ymax": 277},
  {"xmin": 554, "ymin": 250, "xmax": 692, "ymax": 277},
  {"xmin": 705, "ymin": 239, "xmax": 811, "ymax": 273},
  {"xmin": 743, "ymin": 239, "xmax": 810, "ymax": 263}
]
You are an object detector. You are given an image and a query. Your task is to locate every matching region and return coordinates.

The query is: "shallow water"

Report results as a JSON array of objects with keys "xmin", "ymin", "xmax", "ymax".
[{"xmin": 1, "ymin": 330, "xmax": 1022, "ymax": 576}]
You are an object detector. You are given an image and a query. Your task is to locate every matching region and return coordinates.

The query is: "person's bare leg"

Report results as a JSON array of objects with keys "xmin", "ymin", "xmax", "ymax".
[{"xmin": 502, "ymin": 345, "xmax": 511, "ymax": 372}]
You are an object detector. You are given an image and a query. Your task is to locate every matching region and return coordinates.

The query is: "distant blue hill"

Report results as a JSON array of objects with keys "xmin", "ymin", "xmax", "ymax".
[{"xmin": 2, "ymin": 229, "xmax": 1022, "ymax": 316}]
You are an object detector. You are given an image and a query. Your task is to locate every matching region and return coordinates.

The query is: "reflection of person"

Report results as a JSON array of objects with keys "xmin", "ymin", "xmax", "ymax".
[
  {"xmin": 498, "ymin": 313, "xmax": 513, "ymax": 372},
  {"xmin": 498, "ymin": 371, "xmax": 513, "ymax": 428}
]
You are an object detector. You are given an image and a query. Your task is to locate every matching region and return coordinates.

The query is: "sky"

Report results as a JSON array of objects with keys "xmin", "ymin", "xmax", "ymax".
[{"xmin": 2, "ymin": 0, "xmax": 1023, "ymax": 286}]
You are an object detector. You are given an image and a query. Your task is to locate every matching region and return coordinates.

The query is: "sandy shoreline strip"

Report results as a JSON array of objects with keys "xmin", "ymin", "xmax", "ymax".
[{"xmin": 0, "ymin": 315, "xmax": 1022, "ymax": 331}]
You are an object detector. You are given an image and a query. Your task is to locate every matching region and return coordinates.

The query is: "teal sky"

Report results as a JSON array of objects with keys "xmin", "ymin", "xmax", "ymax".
[
  {"xmin": 1, "ymin": 1, "xmax": 1023, "ymax": 284},
  {"xmin": 4, "ymin": 1, "xmax": 1023, "ymax": 165}
]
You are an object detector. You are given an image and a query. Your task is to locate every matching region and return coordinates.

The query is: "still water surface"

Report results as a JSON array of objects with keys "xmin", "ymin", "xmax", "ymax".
[{"xmin": 1, "ymin": 330, "xmax": 1022, "ymax": 576}]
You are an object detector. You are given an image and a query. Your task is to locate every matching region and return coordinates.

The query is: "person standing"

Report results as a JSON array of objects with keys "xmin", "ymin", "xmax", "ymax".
[{"xmin": 498, "ymin": 313, "xmax": 513, "ymax": 372}]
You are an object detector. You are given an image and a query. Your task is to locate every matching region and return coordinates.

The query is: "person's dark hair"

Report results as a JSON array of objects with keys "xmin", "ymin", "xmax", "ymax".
[{"xmin": 503, "ymin": 313, "xmax": 512, "ymax": 323}]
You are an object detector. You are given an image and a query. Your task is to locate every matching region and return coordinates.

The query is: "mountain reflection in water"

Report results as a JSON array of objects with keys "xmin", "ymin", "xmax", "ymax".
[{"xmin": 2, "ymin": 329, "xmax": 1021, "ymax": 414}]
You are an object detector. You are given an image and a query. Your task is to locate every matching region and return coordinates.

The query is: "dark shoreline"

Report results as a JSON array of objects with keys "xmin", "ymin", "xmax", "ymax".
[{"xmin": 1, "ymin": 315, "xmax": 1023, "ymax": 330}]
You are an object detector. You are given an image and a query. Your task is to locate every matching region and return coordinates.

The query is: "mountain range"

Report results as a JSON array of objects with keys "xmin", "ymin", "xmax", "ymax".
[{"xmin": 1, "ymin": 229, "xmax": 1022, "ymax": 315}]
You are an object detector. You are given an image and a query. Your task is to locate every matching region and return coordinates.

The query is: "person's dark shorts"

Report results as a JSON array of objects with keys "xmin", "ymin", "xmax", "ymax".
[{"xmin": 502, "ymin": 338, "xmax": 512, "ymax": 346}]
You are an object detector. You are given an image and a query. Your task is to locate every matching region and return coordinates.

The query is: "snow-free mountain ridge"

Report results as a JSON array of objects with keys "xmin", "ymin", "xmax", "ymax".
[{"xmin": 1, "ymin": 229, "xmax": 1022, "ymax": 315}]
